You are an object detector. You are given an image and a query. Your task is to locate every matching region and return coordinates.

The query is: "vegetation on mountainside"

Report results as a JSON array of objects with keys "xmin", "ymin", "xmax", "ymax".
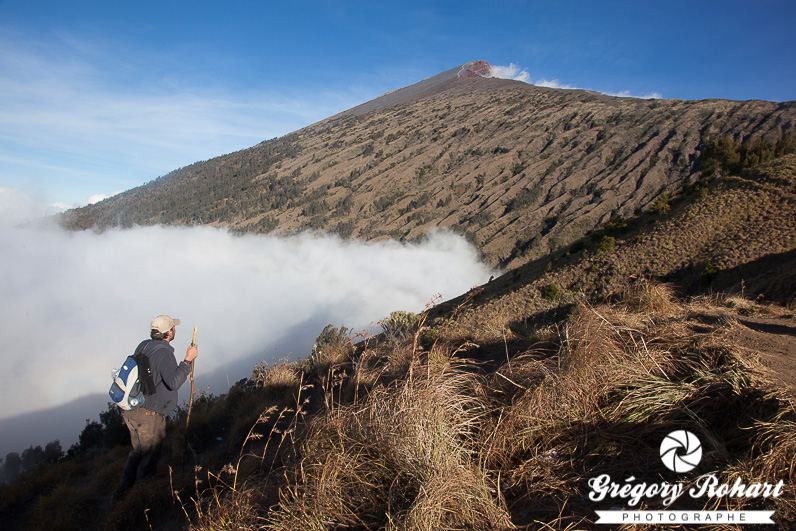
[
  {"xmin": 3, "ymin": 148, "xmax": 795, "ymax": 530},
  {"xmin": 451, "ymin": 152, "xmax": 796, "ymax": 331},
  {"xmin": 58, "ymin": 78, "xmax": 796, "ymax": 269},
  {"xmin": 700, "ymin": 132, "xmax": 796, "ymax": 177}
]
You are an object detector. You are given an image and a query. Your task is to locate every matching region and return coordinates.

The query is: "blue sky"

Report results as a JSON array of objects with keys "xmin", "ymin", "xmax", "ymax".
[{"xmin": 1, "ymin": 0, "xmax": 794, "ymax": 213}]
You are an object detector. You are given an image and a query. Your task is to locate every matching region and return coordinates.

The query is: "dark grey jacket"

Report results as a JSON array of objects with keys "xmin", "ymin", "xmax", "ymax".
[{"xmin": 134, "ymin": 339, "xmax": 192, "ymax": 417}]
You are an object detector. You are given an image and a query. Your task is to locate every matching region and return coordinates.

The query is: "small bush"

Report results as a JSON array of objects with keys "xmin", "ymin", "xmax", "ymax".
[
  {"xmin": 647, "ymin": 193, "xmax": 671, "ymax": 214},
  {"xmin": 701, "ymin": 261, "xmax": 719, "ymax": 286},
  {"xmin": 29, "ymin": 482, "xmax": 97, "ymax": 530},
  {"xmin": 380, "ymin": 311, "xmax": 418, "ymax": 343},
  {"xmin": 504, "ymin": 185, "xmax": 543, "ymax": 213},
  {"xmin": 306, "ymin": 324, "xmax": 352, "ymax": 373},
  {"xmin": 541, "ymin": 283, "xmax": 561, "ymax": 302},
  {"xmin": 569, "ymin": 240, "xmax": 586, "ymax": 254},
  {"xmin": 510, "ymin": 162, "xmax": 527, "ymax": 176},
  {"xmin": 596, "ymin": 235, "xmax": 616, "ymax": 254}
]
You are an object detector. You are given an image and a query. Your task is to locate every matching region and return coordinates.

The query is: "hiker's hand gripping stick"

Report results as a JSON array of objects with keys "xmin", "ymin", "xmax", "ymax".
[{"xmin": 185, "ymin": 327, "xmax": 198, "ymax": 363}]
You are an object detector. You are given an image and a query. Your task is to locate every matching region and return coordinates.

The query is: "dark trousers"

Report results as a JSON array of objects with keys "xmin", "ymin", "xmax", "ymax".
[{"xmin": 114, "ymin": 408, "xmax": 166, "ymax": 500}]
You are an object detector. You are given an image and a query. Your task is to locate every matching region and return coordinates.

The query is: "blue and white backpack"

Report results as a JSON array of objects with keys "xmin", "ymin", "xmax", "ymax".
[{"xmin": 109, "ymin": 349, "xmax": 156, "ymax": 410}]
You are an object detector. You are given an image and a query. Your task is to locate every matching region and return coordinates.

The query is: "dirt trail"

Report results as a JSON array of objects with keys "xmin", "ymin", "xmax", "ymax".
[
  {"xmin": 686, "ymin": 304, "xmax": 796, "ymax": 394},
  {"xmin": 733, "ymin": 312, "xmax": 796, "ymax": 393}
]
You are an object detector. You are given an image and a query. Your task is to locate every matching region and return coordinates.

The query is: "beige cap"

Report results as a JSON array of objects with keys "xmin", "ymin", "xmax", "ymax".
[{"xmin": 151, "ymin": 315, "xmax": 181, "ymax": 333}]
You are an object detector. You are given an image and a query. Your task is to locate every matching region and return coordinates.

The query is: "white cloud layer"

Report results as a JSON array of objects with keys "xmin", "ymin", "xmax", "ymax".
[
  {"xmin": 0, "ymin": 219, "xmax": 493, "ymax": 453},
  {"xmin": 87, "ymin": 191, "xmax": 122, "ymax": 205}
]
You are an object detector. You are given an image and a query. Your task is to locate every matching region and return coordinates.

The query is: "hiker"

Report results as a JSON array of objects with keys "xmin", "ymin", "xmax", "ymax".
[{"xmin": 113, "ymin": 315, "xmax": 198, "ymax": 501}]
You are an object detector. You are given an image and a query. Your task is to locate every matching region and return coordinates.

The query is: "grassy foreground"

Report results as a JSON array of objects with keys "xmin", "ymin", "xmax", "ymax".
[
  {"xmin": 184, "ymin": 283, "xmax": 795, "ymax": 530},
  {"xmin": 1, "ymin": 282, "xmax": 794, "ymax": 530}
]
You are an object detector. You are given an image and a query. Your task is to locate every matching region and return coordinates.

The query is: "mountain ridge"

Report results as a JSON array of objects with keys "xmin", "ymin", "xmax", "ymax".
[{"xmin": 59, "ymin": 61, "xmax": 796, "ymax": 269}]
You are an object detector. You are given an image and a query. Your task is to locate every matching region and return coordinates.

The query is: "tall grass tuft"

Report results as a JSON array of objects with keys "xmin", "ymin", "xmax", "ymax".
[
  {"xmin": 265, "ymin": 359, "xmax": 513, "ymax": 530},
  {"xmin": 252, "ymin": 357, "xmax": 302, "ymax": 397},
  {"xmin": 621, "ymin": 278, "xmax": 679, "ymax": 318}
]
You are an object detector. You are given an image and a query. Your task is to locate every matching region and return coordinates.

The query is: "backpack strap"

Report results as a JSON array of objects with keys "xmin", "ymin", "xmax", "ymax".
[{"xmin": 132, "ymin": 341, "xmax": 157, "ymax": 396}]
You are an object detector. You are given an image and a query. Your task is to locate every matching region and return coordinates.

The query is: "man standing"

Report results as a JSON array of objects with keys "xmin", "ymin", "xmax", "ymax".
[{"xmin": 113, "ymin": 315, "xmax": 198, "ymax": 501}]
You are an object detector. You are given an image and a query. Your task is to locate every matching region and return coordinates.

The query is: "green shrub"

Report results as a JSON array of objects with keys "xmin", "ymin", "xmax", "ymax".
[
  {"xmin": 569, "ymin": 240, "xmax": 586, "ymax": 254},
  {"xmin": 647, "ymin": 194, "xmax": 671, "ymax": 214},
  {"xmin": 504, "ymin": 185, "xmax": 543, "ymax": 213},
  {"xmin": 700, "ymin": 136, "xmax": 741, "ymax": 176},
  {"xmin": 304, "ymin": 324, "xmax": 353, "ymax": 373},
  {"xmin": 597, "ymin": 235, "xmax": 616, "ymax": 254},
  {"xmin": 414, "ymin": 163, "xmax": 434, "ymax": 183},
  {"xmin": 510, "ymin": 162, "xmax": 527, "ymax": 176},
  {"xmin": 700, "ymin": 261, "xmax": 719, "ymax": 286},
  {"xmin": 700, "ymin": 132, "xmax": 796, "ymax": 177},
  {"xmin": 380, "ymin": 311, "xmax": 418, "ymax": 343},
  {"xmin": 541, "ymin": 284, "xmax": 561, "ymax": 302}
]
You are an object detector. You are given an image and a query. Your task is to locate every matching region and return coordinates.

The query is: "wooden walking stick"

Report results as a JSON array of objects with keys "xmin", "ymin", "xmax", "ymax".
[
  {"xmin": 183, "ymin": 327, "xmax": 197, "ymax": 464},
  {"xmin": 186, "ymin": 327, "xmax": 197, "ymax": 425}
]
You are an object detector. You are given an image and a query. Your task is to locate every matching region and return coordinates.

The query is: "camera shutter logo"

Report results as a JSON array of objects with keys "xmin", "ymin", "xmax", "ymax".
[{"xmin": 660, "ymin": 430, "xmax": 702, "ymax": 473}]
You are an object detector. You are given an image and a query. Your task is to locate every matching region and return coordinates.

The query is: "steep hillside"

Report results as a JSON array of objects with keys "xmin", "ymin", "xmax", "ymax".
[
  {"xmin": 59, "ymin": 61, "xmax": 796, "ymax": 268},
  {"xmin": 436, "ymin": 154, "xmax": 796, "ymax": 344}
]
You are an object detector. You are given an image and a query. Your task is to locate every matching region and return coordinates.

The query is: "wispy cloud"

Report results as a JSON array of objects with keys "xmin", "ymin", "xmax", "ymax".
[
  {"xmin": 603, "ymin": 89, "xmax": 664, "ymax": 100},
  {"xmin": 488, "ymin": 63, "xmax": 531, "ymax": 83},
  {"xmin": 0, "ymin": 33, "xmax": 361, "ymax": 205},
  {"xmin": 489, "ymin": 62, "xmax": 662, "ymax": 99},
  {"xmin": 534, "ymin": 78, "xmax": 577, "ymax": 90}
]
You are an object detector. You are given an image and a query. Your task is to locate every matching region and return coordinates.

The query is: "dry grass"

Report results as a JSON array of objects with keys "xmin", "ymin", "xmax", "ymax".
[
  {"xmin": 350, "ymin": 347, "xmax": 385, "ymax": 391},
  {"xmin": 265, "ymin": 359, "xmax": 513, "ymax": 530},
  {"xmin": 252, "ymin": 357, "xmax": 302, "ymax": 396},
  {"xmin": 621, "ymin": 279, "xmax": 681, "ymax": 319},
  {"xmin": 7, "ymin": 283, "xmax": 792, "ymax": 530},
  {"xmin": 173, "ymin": 285, "xmax": 796, "ymax": 530},
  {"xmin": 175, "ymin": 465, "xmax": 276, "ymax": 531},
  {"xmin": 478, "ymin": 289, "xmax": 795, "ymax": 527}
]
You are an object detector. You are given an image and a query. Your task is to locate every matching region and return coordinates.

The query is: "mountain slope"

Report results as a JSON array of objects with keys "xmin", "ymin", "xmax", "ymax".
[
  {"xmin": 434, "ymin": 153, "xmax": 796, "ymax": 344},
  {"xmin": 59, "ymin": 61, "xmax": 796, "ymax": 269}
]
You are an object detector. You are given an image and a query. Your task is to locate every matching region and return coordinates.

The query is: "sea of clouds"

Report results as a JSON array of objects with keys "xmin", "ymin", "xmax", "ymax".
[{"xmin": 0, "ymin": 199, "xmax": 494, "ymax": 455}]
